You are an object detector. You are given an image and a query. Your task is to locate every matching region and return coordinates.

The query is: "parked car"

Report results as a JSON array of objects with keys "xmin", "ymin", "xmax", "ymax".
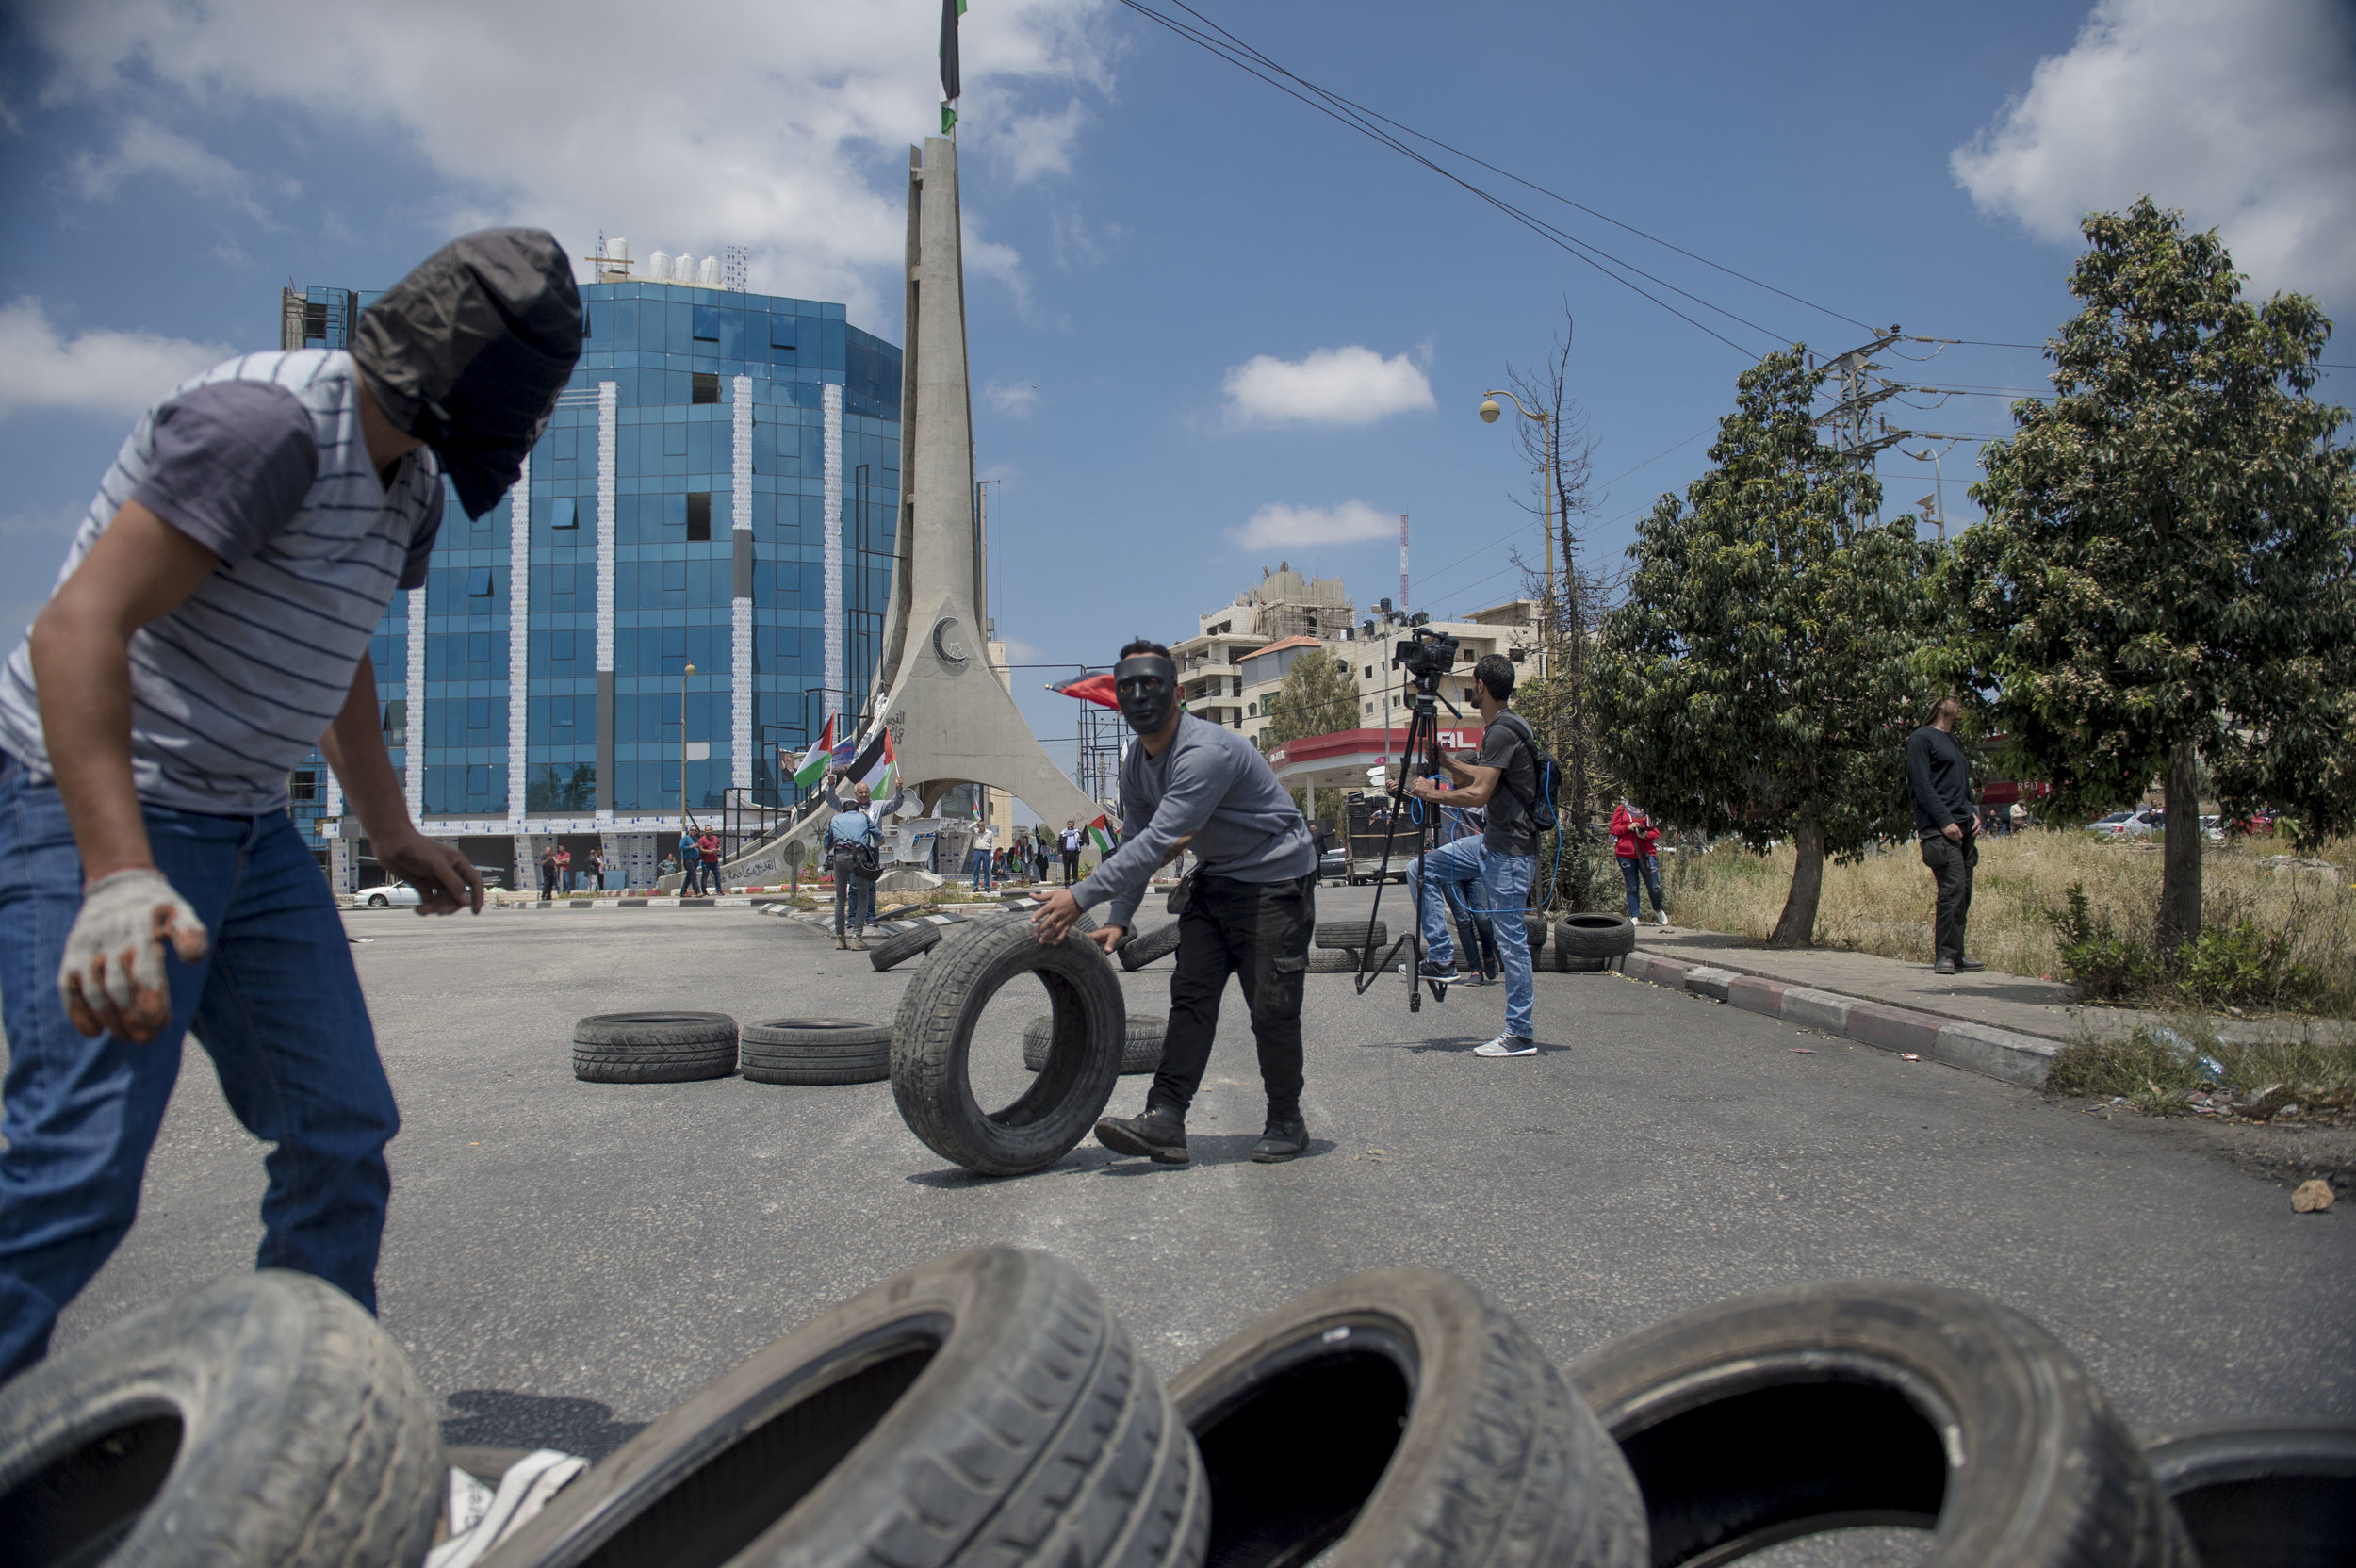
[
  {"xmin": 2088, "ymin": 808, "xmax": 2165, "ymax": 840},
  {"xmin": 2084, "ymin": 810, "xmax": 2135, "ymax": 836},
  {"xmin": 1317, "ymin": 847, "xmax": 1348, "ymax": 884},
  {"xmin": 357, "ymin": 881, "xmax": 422, "ymax": 908}
]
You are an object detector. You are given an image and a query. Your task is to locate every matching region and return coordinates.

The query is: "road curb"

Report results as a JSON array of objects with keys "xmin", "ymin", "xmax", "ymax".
[{"xmin": 1616, "ymin": 951, "xmax": 2058, "ymax": 1086}]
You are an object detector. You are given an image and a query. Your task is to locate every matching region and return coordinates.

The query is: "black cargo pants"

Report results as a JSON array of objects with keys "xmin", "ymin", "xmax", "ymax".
[
  {"xmin": 1149, "ymin": 871, "xmax": 1316, "ymax": 1120},
  {"xmin": 1919, "ymin": 830, "xmax": 1977, "ymax": 962}
]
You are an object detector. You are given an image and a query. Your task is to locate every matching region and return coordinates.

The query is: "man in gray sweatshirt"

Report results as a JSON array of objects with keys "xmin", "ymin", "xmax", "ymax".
[{"xmin": 1031, "ymin": 639, "xmax": 1318, "ymax": 1164}]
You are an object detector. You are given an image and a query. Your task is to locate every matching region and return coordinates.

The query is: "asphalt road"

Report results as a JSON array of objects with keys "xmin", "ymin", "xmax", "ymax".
[{"xmin": 30, "ymin": 888, "xmax": 2356, "ymax": 1475}]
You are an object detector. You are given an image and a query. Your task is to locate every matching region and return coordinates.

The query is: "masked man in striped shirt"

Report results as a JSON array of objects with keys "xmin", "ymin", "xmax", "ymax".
[{"xmin": 0, "ymin": 230, "xmax": 581, "ymax": 1377}]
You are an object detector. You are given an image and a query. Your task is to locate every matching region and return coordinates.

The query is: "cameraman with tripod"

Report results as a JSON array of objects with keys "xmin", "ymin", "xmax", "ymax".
[{"xmin": 1404, "ymin": 654, "xmax": 1542, "ymax": 1057}]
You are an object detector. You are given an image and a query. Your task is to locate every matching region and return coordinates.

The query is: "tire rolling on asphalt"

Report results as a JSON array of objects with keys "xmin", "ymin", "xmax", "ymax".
[
  {"xmin": 571, "ymin": 1011, "xmax": 738, "ymax": 1084},
  {"xmin": 1567, "ymin": 1281, "xmax": 2198, "ymax": 1566},
  {"xmin": 891, "ymin": 916, "xmax": 1127, "ymax": 1175},
  {"xmin": 0, "ymin": 1270, "xmax": 442, "ymax": 1568},
  {"xmin": 484, "ymin": 1247, "xmax": 1207, "ymax": 1568},
  {"xmin": 1169, "ymin": 1267, "xmax": 1646, "ymax": 1568},
  {"xmin": 2142, "ymin": 1420, "xmax": 2356, "ymax": 1568}
]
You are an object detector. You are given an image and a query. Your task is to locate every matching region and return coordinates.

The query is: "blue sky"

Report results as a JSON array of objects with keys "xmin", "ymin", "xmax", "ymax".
[{"xmin": 3, "ymin": 0, "xmax": 2350, "ymax": 758}]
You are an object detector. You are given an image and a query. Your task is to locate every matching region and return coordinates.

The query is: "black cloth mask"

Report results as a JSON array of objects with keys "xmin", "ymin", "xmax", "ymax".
[
  {"xmin": 351, "ymin": 228, "xmax": 583, "ymax": 519},
  {"xmin": 1114, "ymin": 655, "xmax": 1179, "ymax": 735}
]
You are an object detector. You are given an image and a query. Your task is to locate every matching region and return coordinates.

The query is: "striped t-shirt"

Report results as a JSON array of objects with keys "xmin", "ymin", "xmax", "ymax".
[{"xmin": 0, "ymin": 351, "xmax": 445, "ymax": 815}]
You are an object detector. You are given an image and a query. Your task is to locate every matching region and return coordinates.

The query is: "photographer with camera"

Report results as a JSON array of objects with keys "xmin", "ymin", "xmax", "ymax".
[
  {"xmin": 1403, "ymin": 653, "xmax": 1542, "ymax": 1056},
  {"xmin": 1031, "ymin": 639, "xmax": 1319, "ymax": 1166}
]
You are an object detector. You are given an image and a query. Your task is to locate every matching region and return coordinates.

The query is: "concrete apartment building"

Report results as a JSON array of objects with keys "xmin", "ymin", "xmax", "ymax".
[{"xmin": 276, "ymin": 239, "xmax": 902, "ymax": 891}]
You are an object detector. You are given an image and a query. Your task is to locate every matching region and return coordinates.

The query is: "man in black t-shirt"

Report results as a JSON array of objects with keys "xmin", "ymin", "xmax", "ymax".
[
  {"xmin": 1404, "ymin": 654, "xmax": 1543, "ymax": 1056},
  {"xmin": 1906, "ymin": 694, "xmax": 1982, "ymax": 974}
]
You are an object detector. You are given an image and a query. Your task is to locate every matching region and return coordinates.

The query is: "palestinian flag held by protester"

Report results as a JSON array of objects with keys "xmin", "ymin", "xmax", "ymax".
[
  {"xmin": 1088, "ymin": 814, "xmax": 1117, "ymax": 857},
  {"xmin": 792, "ymin": 716, "xmax": 836, "ymax": 788},
  {"xmin": 859, "ymin": 733, "xmax": 898, "ymax": 798}
]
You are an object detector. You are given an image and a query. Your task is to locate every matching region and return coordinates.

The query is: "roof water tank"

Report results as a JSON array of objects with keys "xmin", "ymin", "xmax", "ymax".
[
  {"xmin": 648, "ymin": 250, "xmax": 671, "ymax": 280},
  {"xmin": 674, "ymin": 253, "xmax": 695, "ymax": 282},
  {"xmin": 698, "ymin": 255, "xmax": 721, "ymax": 286},
  {"xmin": 605, "ymin": 237, "xmax": 629, "ymax": 262}
]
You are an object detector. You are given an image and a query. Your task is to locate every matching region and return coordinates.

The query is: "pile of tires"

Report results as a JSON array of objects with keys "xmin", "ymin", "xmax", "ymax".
[{"xmin": 11, "ymin": 1260, "xmax": 2338, "ymax": 1567}]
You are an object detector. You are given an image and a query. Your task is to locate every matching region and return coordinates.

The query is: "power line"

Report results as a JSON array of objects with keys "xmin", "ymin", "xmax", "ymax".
[
  {"xmin": 1111, "ymin": 0, "xmax": 1780, "ymax": 355},
  {"xmin": 1149, "ymin": 0, "xmax": 1879, "ymax": 336}
]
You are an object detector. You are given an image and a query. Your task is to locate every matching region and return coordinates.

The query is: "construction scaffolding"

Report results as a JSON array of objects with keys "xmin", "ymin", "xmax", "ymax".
[{"xmin": 1237, "ymin": 563, "xmax": 1354, "ymax": 643}]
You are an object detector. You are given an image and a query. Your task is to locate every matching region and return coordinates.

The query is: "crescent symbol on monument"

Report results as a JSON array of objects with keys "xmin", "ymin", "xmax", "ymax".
[{"xmin": 932, "ymin": 616, "xmax": 971, "ymax": 665}]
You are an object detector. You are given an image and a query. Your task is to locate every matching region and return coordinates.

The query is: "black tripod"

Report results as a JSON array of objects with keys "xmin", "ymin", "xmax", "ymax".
[{"xmin": 1354, "ymin": 678, "xmax": 1458, "ymax": 1012}]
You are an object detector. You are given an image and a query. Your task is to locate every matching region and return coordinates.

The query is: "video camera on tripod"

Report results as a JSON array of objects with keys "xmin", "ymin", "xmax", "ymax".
[{"xmin": 1391, "ymin": 626, "xmax": 1461, "ymax": 694}]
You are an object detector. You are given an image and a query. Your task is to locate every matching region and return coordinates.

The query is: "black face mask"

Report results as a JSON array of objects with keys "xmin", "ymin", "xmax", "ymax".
[
  {"xmin": 352, "ymin": 228, "xmax": 583, "ymax": 518},
  {"xmin": 1114, "ymin": 655, "xmax": 1178, "ymax": 734}
]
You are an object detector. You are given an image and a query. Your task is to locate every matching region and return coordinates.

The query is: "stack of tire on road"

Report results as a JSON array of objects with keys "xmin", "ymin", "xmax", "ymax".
[
  {"xmin": 1550, "ymin": 910, "xmax": 1635, "ymax": 971},
  {"xmin": 9, "ymin": 1253, "xmax": 2347, "ymax": 1567},
  {"xmin": 1307, "ymin": 918, "xmax": 1387, "ymax": 973}
]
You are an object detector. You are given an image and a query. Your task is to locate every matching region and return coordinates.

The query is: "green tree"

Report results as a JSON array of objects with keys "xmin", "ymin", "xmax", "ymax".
[
  {"xmin": 1259, "ymin": 646, "xmax": 1358, "ymax": 746},
  {"xmin": 1952, "ymin": 198, "xmax": 2356, "ymax": 954},
  {"xmin": 1594, "ymin": 347, "xmax": 1942, "ymax": 946}
]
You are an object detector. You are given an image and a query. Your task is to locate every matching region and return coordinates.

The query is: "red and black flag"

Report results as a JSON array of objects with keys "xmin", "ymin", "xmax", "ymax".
[{"xmin": 940, "ymin": 0, "xmax": 968, "ymax": 130}]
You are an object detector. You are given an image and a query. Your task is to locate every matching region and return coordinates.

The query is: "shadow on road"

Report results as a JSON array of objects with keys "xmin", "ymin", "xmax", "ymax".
[{"xmin": 441, "ymin": 1388, "xmax": 649, "ymax": 1461}]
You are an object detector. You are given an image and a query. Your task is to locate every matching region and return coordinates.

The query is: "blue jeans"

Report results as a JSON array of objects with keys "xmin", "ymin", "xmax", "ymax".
[
  {"xmin": 1441, "ymin": 875, "xmax": 1497, "ymax": 978},
  {"xmin": 1407, "ymin": 838, "xmax": 1536, "ymax": 1042},
  {"xmin": 1620, "ymin": 854, "xmax": 1665, "ymax": 918},
  {"xmin": 970, "ymin": 849, "xmax": 993, "ymax": 891},
  {"xmin": 0, "ymin": 756, "xmax": 397, "ymax": 1378}
]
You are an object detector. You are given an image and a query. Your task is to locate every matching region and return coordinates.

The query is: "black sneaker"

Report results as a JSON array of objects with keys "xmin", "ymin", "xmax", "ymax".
[
  {"xmin": 1252, "ymin": 1115, "xmax": 1309, "ymax": 1163},
  {"xmin": 1095, "ymin": 1107, "xmax": 1190, "ymax": 1165},
  {"xmin": 1933, "ymin": 956, "xmax": 1957, "ymax": 975},
  {"xmin": 1396, "ymin": 957, "xmax": 1459, "ymax": 981},
  {"xmin": 1955, "ymin": 956, "xmax": 1988, "ymax": 972}
]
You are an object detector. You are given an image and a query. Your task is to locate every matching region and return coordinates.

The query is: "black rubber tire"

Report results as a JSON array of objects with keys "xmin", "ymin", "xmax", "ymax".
[
  {"xmin": 1315, "ymin": 920, "xmax": 1387, "ymax": 952},
  {"xmin": 487, "ymin": 1247, "xmax": 1208, "ymax": 1568},
  {"xmin": 572, "ymin": 1011, "xmax": 738, "ymax": 1084},
  {"xmin": 1023, "ymin": 1015, "xmax": 1165, "ymax": 1075},
  {"xmin": 0, "ymin": 1270, "xmax": 441, "ymax": 1568},
  {"xmin": 1555, "ymin": 913, "xmax": 1635, "ymax": 961},
  {"xmin": 1170, "ymin": 1266, "xmax": 1644, "ymax": 1568},
  {"xmin": 1567, "ymin": 1281, "xmax": 2197, "ymax": 1567},
  {"xmin": 1119, "ymin": 922, "xmax": 1185, "ymax": 972},
  {"xmin": 366, "ymin": 892, "xmax": 390, "ymax": 907},
  {"xmin": 869, "ymin": 921, "xmax": 952, "ymax": 972},
  {"xmin": 891, "ymin": 918, "xmax": 1128, "ymax": 1176},
  {"xmin": 1524, "ymin": 913, "xmax": 1548, "ymax": 952},
  {"xmin": 741, "ymin": 1019, "xmax": 892, "ymax": 1086},
  {"xmin": 1305, "ymin": 949, "xmax": 1362, "ymax": 974},
  {"xmin": 2143, "ymin": 1421, "xmax": 2356, "ymax": 1568}
]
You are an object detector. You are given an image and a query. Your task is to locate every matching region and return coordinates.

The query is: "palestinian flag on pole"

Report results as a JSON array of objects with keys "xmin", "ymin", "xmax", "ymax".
[
  {"xmin": 792, "ymin": 716, "xmax": 836, "ymax": 788},
  {"xmin": 859, "ymin": 732, "xmax": 898, "ymax": 798},
  {"xmin": 1087, "ymin": 814, "xmax": 1116, "ymax": 857},
  {"xmin": 940, "ymin": 0, "xmax": 967, "ymax": 131}
]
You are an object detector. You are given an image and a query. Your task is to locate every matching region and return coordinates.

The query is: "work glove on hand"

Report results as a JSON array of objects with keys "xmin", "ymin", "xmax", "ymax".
[{"xmin": 57, "ymin": 868, "xmax": 210, "ymax": 1041}]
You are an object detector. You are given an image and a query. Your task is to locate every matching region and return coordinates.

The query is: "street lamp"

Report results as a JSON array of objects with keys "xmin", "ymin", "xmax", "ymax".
[
  {"xmin": 679, "ymin": 662, "xmax": 696, "ymax": 833},
  {"xmin": 1479, "ymin": 389, "xmax": 1557, "ymax": 674}
]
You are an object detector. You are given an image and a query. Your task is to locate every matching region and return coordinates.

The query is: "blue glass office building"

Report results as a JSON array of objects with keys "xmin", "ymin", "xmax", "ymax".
[{"xmin": 278, "ymin": 266, "xmax": 900, "ymax": 890}]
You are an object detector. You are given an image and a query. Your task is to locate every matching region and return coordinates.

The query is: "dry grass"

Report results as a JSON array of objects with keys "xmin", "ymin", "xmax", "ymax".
[{"xmin": 1661, "ymin": 827, "xmax": 2356, "ymax": 1016}]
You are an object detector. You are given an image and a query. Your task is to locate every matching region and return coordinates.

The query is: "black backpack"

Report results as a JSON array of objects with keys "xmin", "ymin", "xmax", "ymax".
[{"xmin": 1493, "ymin": 712, "xmax": 1562, "ymax": 834}]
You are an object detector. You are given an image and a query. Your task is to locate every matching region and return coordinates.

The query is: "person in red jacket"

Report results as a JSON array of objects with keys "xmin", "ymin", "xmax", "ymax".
[{"xmin": 1611, "ymin": 800, "xmax": 1670, "ymax": 927}]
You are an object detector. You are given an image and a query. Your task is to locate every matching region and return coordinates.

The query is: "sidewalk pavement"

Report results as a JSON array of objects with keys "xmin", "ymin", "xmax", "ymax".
[{"xmin": 1628, "ymin": 927, "xmax": 2348, "ymax": 1052}]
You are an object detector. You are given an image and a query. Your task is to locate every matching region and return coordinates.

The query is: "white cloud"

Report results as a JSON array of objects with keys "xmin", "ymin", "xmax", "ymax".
[
  {"xmin": 19, "ymin": 0, "xmax": 1115, "ymax": 323},
  {"xmin": 1, "ymin": 500, "xmax": 88, "ymax": 541},
  {"xmin": 1219, "ymin": 345, "xmax": 1436, "ymax": 429},
  {"xmin": 1228, "ymin": 500, "xmax": 1397, "ymax": 551},
  {"xmin": 984, "ymin": 379, "xmax": 1039, "ymax": 416},
  {"xmin": 66, "ymin": 116, "xmax": 286, "ymax": 219},
  {"xmin": 0, "ymin": 297, "xmax": 229, "ymax": 422},
  {"xmin": 1952, "ymin": 0, "xmax": 2356, "ymax": 304}
]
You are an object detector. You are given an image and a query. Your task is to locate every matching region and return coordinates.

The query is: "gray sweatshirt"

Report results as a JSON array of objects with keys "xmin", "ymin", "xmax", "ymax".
[{"xmin": 1072, "ymin": 714, "xmax": 1317, "ymax": 930}]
